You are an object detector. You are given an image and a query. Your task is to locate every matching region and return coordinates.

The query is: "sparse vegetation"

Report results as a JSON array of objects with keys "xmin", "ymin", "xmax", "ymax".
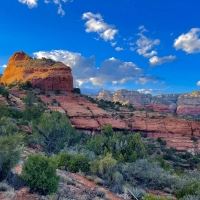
[{"xmin": 1, "ymin": 86, "xmax": 200, "ymax": 199}]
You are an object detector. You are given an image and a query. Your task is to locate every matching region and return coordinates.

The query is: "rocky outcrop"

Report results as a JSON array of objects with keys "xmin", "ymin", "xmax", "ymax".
[
  {"xmin": 97, "ymin": 90, "xmax": 113, "ymax": 101},
  {"xmin": 145, "ymin": 104, "xmax": 172, "ymax": 113},
  {"xmin": 114, "ymin": 89, "xmax": 152, "ymax": 105},
  {"xmin": 95, "ymin": 89, "xmax": 200, "ymax": 116},
  {"xmin": 1, "ymin": 51, "xmax": 73, "ymax": 91},
  {"xmin": 37, "ymin": 93, "xmax": 127, "ymax": 133},
  {"xmin": 5, "ymin": 89, "xmax": 200, "ymax": 152},
  {"xmin": 127, "ymin": 112, "xmax": 200, "ymax": 152}
]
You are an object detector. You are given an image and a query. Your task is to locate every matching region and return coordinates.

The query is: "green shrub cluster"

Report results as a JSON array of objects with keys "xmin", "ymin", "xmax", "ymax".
[
  {"xmin": 0, "ymin": 84, "xmax": 9, "ymax": 99},
  {"xmin": 56, "ymin": 153, "xmax": 90, "ymax": 173},
  {"xmin": 86, "ymin": 124, "xmax": 148, "ymax": 162},
  {"xmin": 22, "ymin": 154, "xmax": 59, "ymax": 195}
]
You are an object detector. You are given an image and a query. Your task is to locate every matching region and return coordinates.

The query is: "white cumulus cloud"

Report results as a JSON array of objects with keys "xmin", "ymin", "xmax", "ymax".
[
  {"xmin": 18, "ymin": 0, "xmax": 38, "ymax": 8},
  {"xmin": 1, "ymin": 64, "xmax": 7, "ymax": 68},
  {"xmin": 136, "ymin": 26, "xmax": 160, "ymax": 57},
  {"xmin": 115, "ymin": 47, "xmax": 125, "ymax": 51},
  {"xmin": 174, "ymin": 28, "xmax": 200, "ymax": 53},
  {"xmin": 33, "ymin": 50, "xmax": 163, "ymax": 87},
  {"xmin": 197, "ymin": 81, "xmax": 200, "ymax": 86},
  {"xmin": 18, "ymin": 0, "xmax": 72, "ymax": 15},
  {"xmin": 82, "ymin": 12, "xmax": 118, "ymax": 41},
  {"xmin": 137, "ymin": 88, "xmax": 164, "ymax": 94},
  {"xmin": 149, "ymin": 55, "xmax": 176, "ymax": 66}
]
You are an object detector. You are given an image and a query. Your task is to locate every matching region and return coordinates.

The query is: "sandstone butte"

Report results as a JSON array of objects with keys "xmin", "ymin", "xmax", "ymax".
[{"xmin": 1, "ymin": 51, "xmax": 73, "ymax": 91}]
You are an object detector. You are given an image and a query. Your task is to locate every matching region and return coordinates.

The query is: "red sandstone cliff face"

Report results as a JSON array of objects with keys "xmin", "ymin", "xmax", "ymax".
[
  {"xmin": 1, "ymin": 51, "xmax": 73, "ymax": 91},
  {"xmin": 38, "ymin": 93, "xmax": 127, "ymax": 132},
  {"xmin": 7, "ymin": 90, "xmax": 200, "ymax": 152}
]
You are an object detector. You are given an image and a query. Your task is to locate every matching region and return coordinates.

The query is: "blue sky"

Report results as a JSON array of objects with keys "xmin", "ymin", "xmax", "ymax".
[{"xmin": 1, "ymin": 0, "xmax": 200, "ymax": 95}]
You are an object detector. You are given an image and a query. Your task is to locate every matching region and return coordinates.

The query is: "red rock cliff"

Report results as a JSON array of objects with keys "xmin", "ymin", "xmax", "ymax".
[{"xmin": 1, "ymin": 51, "xmax": 73, "ymax": 91}]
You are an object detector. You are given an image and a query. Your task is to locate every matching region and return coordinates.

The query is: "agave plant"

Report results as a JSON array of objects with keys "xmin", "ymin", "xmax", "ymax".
[{"xmin": 125, "ymin": 186, "xmax": 146, "ymax": 200}]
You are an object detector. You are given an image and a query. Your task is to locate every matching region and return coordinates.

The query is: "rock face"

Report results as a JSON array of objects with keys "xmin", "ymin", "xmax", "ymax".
[
  {"xmin": 113, "ymin": 89, "xmax": 152, "ymax": 106},
  {"xmin": 8, "ymin": 90, "xmax": 200, "ymax": 152},
  {"xmin": 1, "ymin": 51, "xmax": 73, "ymax": 91},
  {"xmin": 97, "ymin": 90, "xmax": 113, "ymax": 101},
  {"xmin": 95, "ymin": 90, "xmax": 200, "ymax": 116},
  {"xmin": 37, "ymin": 93, "xmax": 127, "ymax": 134}
]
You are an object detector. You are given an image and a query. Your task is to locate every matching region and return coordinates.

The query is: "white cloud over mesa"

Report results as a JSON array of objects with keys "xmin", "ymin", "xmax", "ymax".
[
  {"xmin": 82, "ymin": 12, "xmax": 118, "ymax": 41},
  {"xmin": 18, "ymin": 0, "xmax": 72, "ymax": 15},
  {"xmin": 174, "ymin": 28, "xmax": 200, "ymax": 53},
  {"xmin": 33, "ymin": 50, "xmax": 163, "ymax": 87}
]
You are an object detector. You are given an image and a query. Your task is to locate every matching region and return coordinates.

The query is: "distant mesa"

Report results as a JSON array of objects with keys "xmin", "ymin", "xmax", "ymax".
[
  {"xmin": 94, "ymin": 89, "xmax": 200, "ymax": 116},
  {"xmin": 1, "ymin": 51, "xmax": 73, "ymax": 91}
]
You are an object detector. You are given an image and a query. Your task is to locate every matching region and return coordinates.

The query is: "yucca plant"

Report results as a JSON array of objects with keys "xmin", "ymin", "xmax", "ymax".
[{"xmin": 125, "ymin": 187, "xmax": 146, "ymax": 200}]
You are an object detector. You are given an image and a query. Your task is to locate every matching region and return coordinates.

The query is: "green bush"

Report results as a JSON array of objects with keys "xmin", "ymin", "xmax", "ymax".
[
  {"xmin": 67, "ymin": 155, "xmax": 90, "ymax": 173},
  {"xmin": 0, "ymin": 134, "xmax": 22, "ymax": 180},
  {"xmin": 73, "ymin": 88, "xmax": 81, "ymax": 94},
  {"xmin": 142, "ymin": 194, "xmax": 172, "ymax": 200},
  {"xmin": 18, "ymin": 81, "xmax": 32, "ymax": 90},
  {"xmin": 55, "ymin": 153, "xmax": 72, "ymax": 169},
  {"xmin": 33, "ymin": 111, "xmax": 73, "ymax": 156},
  {"xmin": 0, "ymin": 85, "xmax": 9, "ymax": 99},
  {"xmin": 55, "ymin": 90, "xmax": 60, "ymax": 95},
  {"xmin": 22, "ymin": 154, "xmax": 59, "ymax": 195}
]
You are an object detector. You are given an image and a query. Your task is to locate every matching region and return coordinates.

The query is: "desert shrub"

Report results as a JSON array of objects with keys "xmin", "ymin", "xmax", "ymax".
[
  {"xmin": 9, "ymin": 108, "xmax": 23, "ymax": 119},
  {"xmin": 22, "ymin": 154, "xmax": 59, "ymax": 195},
  {"xmin": 67, "ymin": 155, "xmax": 90, "ymax": 173},
  {"xmin": 93, "ymin": 177, "xmax": 104, "ymax": 185},
  {"xmin": 86, "ymin": 125, "xmax": 148, "ymax": 162},
  {"xmin": 55, "ymin": 153, "xmax": 72, "ymax": 169},
  {"xmin": 18, "ymin": 81, "xmax": 32, "ymax": 90},
  {"xmin": 122, "ymin": 159, "xmax": 183, "ymax": 191},
  {"xmin": 180, "ymin": 195, "xmax": 200, "ymax": 200},
  {"xmin": 23, "ymin": 91, "xmax": 37, "ymax": 107},
  {"xmin": 175, "ymin": 180, "xmax": 200, "ymax": 198},
  {"xmin": 23, "ymin": 103, "xmax": 45, "ymax": 121},
  {"xmin": 73, "ymin": 88, "xmax": 81, "ymax": 94},
  {"xmin": 2, "ymin": 190, "xmax": 16, "ymax": 199},
  {"xmin": 55, "ymin": 90, "xmax": 60, "ymax": 95},
  {"xmin": 0, "ymin": 84, "xmax": 9, "ymax": 98},
  {"xmin": 142, "ymin": 194, "xmax": 172, "ymax": 200},
  {"xmin": 0, "ymin": 182, "xmax": 12, "ymax": 191},
  {"xmin": 0, "ymin": 134, "xmax": 23, "ymax": 180},
  {"xmin": 96, "ymin": 188, "xmax": 106, "ymax": 197},
  {"xmin": 86, "ymin": 175, "xmax": 95, "ymax": 181},
  {"xmin": 0, "ymin": 103, "xmax": 10, "ymax": 118},
  {"xmin": 90, "ymin": 153, "xmax": 117, "ymax": 182},
  {"xmin": 33, "ymin": 111, "xmax": 74, "ymax": 156}
]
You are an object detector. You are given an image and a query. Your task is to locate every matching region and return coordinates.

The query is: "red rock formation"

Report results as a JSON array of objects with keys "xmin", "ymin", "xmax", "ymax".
[
  {"xmin": 177, "ymin": 105, "xmax": 200, "ymax": 116},
  {"xmin": 1, "ymin": 51, "xmax": 73, "ymax": 91},
  {"xmin": 145, "ymin": 104, "xmax": 172, "ymax": 113}
]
